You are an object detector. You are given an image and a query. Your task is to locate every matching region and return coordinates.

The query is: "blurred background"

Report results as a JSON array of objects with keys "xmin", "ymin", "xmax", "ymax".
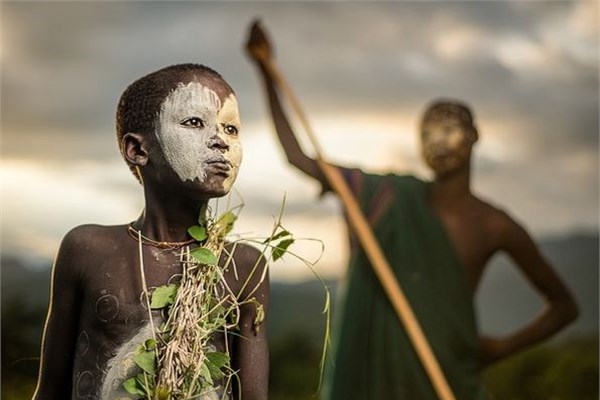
[{"xmin": 1, "ymin": 1, "xmax": 598, "ymax": 399}]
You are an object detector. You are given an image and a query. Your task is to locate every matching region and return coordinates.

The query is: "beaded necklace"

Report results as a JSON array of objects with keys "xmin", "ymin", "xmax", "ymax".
[{"xmin": 127, "ymin": 223, "xmax": 195, "ymax": 250}]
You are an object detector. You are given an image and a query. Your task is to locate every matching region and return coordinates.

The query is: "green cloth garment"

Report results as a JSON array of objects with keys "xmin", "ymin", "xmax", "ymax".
[{"xmin": 324, "ymin": 170, "xmax": 486, "ymax": 400}]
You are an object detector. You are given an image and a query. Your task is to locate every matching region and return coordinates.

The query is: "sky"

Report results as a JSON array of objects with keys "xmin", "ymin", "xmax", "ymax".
[{"xmin": 1, "ymin": 0, "xmax": 598, "ymax": 281}]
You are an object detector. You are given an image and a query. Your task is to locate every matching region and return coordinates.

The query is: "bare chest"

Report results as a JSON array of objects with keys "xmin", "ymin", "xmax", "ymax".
[
  {"xmin": 433, "ymin": 210, "xmax": 499, "ymax": 288},
  {"xmin": 81, "ymin": 247, "xmax": 182, "ymax": 328},
  {"xmin": 72, "ymin": 245, "xmax": 236, "ymax": 399}
]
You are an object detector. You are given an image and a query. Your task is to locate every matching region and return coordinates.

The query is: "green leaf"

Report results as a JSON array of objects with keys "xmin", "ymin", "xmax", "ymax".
[
  {"xmin": 145, "ymin": 339, "xmax": 157, "ymax": 350},
  {"xmin": 206, "ymin": 351, "xmax": 229, "ymax": 368},
  {"xmin": 134, "ymin": 350, "xmax": 156, "ymax": 375},
  {"xmin": 150, "ymin": 284, "xmax": 178, "ymax": 309},
  {"xmin": 206, "ymin": 360, "xmax": 225, "ymax": 381},
  {"xmin": 191, "ymin": 247, "xmax": 218, "ymax": 265},
  {"xmin": 123, "ymin": 377, "xmax": 145, "ymax": 395},
  {"xmin": 187, "ymin": 225, "xmax": 207, "ymax": 241},
  {"xmin": 272, "ymin": 238, "xmax": 294, "ymax": 261},
  {"xmin": 263, "ymin": 229, "xmax": 291, "ymax": 244},
  {"xmin": 200, "ymin": 360, "xmax": 213, "ymax": 386},
  {"xmin": 205, "ymin": 352, "xmax": 229, "ymax": 381},
  {"xmin": 216, "ymin": 211, "xmax": 237, "ymax": 235},
  {"xmin": 135, "ymin": 373, "xmax": 153, "ymax": 395}
]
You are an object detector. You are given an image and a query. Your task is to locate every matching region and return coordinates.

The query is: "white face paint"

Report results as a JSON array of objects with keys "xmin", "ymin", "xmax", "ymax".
[
  {"xmin": 155, "ymin": 81, "xmax": 242, "ymax": 193},
  {"xmin": 421, "ymin": 118, "xmax": 474, "ymax": 175}
]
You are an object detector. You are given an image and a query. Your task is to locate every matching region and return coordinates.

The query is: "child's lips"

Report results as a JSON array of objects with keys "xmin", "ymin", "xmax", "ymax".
[{"xmin": 205, "ymin": 159, "xmax": 232, "ymax": 174}]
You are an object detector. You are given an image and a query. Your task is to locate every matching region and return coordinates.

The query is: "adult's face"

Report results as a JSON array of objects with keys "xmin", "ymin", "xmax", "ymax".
[
  {"xmin": 420, "ymin": 117, "xmax": 475, "ymax": 177},
  {"xmin": 153, "ymin": 78, "xmax": 243, "ymax": 198}
]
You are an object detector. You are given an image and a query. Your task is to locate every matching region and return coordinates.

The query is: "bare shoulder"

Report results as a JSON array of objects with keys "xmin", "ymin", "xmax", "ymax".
[
  {"xmin": 474, "ymin": 197, "xmax": 529, "ymax": 244},
  {"xmin": 55, "ymin": 224, "xmax": 129, "ymax": 276},
  {"xmin": 227, "ymin": 242, "xmax": 267, "ymax": 273},
  {"xmin": 224, "ymin": 242, "xmax": 268, "ymax": 298},
  {"xmin": 60, "ymin": 224, "xmax": 128, "ymax": 253}
]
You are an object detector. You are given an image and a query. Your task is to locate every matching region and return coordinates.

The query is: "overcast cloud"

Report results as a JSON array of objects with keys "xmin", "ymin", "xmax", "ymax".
[{"xmin": 2, "ymin": 1, "xmax": 598, "ymax": 280}]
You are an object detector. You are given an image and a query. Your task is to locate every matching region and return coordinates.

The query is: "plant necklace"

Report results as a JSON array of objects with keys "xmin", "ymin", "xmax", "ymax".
[{"xmin": 122, "ymin": 199, "xmax": 331, "ymax": 399}]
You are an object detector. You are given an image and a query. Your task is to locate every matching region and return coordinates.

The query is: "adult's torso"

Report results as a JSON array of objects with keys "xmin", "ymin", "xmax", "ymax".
[{"xmin": 426, "ymin": 195, "xmax": 503, "ymax": 291}]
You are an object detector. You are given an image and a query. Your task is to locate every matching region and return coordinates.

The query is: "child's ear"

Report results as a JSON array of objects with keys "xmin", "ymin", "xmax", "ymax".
[
  {"xmin": 122, "ymin": 132, "xmax": 149, "ymax": 166},
  {"xmin": 469, "ymin": 125, "xmax": 479, "ymax": 144}
]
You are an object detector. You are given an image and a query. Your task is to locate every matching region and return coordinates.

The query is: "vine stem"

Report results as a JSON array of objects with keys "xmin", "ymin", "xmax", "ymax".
[{"xmin": 138, "ymin": 230, "xmax": 157, "ymax": 342}]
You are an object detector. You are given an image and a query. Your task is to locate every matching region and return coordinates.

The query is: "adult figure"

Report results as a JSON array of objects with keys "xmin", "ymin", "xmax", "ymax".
[{"xmin": 246, "ymin": 23, "xmax": 577, "ymax": 400}]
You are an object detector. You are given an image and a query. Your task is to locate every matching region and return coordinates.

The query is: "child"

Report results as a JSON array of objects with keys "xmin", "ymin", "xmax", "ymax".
[{"xmin": 33, "ymin": 64, "xmax": 269, "ymax": 400}]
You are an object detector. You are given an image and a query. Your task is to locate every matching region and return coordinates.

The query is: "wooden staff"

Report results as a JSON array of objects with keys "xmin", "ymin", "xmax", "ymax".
[{"xmin": 256, "ymin": 35, "xmax": 457, "ymax": 400}]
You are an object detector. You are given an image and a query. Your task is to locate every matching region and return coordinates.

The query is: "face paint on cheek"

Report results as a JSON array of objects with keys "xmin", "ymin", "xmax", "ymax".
[
  {"xmin": 423, "ymin": 122, "xmax": 468, "ymax": 155},
  {"xmin": 217, "ymin": 94, "xmax": 243, "ymax": 191},
  {"xmin": 421, "ymin": 120, "xmax": 473, "ymax": 174},
  {"xmin": 155, "ymin": 82, "xmax": 222, "ymax": 183},
  {"xmin": 445, "ymin": 128, "xmax": 469, "ymax": 151},
  {"xmin": 421, "ymin": 126, "xmax": 444, "ymax": 161}
]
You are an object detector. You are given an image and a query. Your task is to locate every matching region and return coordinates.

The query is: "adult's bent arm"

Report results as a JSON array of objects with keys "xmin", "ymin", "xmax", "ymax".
[
  {"xmin": 479, "ymin": 213, "xmax": 579, "ymax": 367},
  {"xmin": 32, "ymin": 229, "xmax": 83, "ymax": 399}
]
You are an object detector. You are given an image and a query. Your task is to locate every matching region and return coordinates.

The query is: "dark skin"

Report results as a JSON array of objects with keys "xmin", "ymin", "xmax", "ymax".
[
  {"xmin": 33, "ymin": 75, "xmax": 268, "ymax": 399},
  {"xmin": 245, "ymin": 21, "xmax": 578, "ymax": 368}
]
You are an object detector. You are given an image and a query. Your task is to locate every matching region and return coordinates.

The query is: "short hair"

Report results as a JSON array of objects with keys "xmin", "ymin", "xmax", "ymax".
[
  {"xmin": 421, "ymin": 99, "xmax": 478, "ymax": 137},
  {"xmin": 116, "ymin": 63, "xmax": 229, "ymax": 182}
]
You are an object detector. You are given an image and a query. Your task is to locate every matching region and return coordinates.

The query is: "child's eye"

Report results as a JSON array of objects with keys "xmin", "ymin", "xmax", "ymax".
[
  {"xmin": 224, "ymin": 125, "xmax": 239, "ymax": 136},
  {"xmin": 181, "ymin": 117, "xmax": 204, "ymax": 128}
]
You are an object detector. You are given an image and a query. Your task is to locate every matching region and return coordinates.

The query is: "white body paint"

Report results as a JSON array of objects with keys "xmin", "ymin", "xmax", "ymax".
[
  {"xmin": 100, "ymin": 81, "xmax": 241, "ymax": 399},
  {"xmin": 155, "ymin": 81, "xmax": 242, "ymax": 192},
  {"xmin": 100, "ymin": 319, "xmax": 229, "ymax": 399},
  {"xmin": 100, "ymin": 320, "xmax": 157, "ymax": 399}
]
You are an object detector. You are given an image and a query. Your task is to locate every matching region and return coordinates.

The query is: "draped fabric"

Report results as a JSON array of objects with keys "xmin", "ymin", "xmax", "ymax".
[{"xmin": 324, "ymin": 170, "xmax": 486, "ymax": 400}]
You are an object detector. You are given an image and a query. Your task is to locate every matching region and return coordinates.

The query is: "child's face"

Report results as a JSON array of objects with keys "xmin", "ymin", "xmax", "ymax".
[
  {"xmin": 420, "ymin": 117, "xmax": 475, "ymax": 176},
  {"xmin": 154, "ymin": 80, "xmax": 242, "ymax": 196}
]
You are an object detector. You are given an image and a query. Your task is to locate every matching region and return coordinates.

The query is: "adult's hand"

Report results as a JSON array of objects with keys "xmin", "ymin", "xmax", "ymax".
[
  {"xmin": 245, "ymin": 20, "xmax": 274, "ymax": 65},
  {"xmin": 479, "ymin": 335, "xmax": 511, "ymax": 368}
]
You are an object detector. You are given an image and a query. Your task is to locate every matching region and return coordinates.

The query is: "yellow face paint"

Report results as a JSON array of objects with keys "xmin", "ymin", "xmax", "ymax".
[
  {"xmin": 217, "ymin": 94, "xmax": 243, "ymax": 191},
  {"xmin": 155, "ymin": 82, "xmax": 242, "ymax": 193},
  {"xmin": 420, "ymin": 117, "xmax": 474, "ymax": 175}
]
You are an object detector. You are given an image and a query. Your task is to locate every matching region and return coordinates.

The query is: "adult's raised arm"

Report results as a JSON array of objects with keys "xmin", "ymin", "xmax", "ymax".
[{"xmin": 245, "ymin": 21, "xmax": 327, "ymax": 187}]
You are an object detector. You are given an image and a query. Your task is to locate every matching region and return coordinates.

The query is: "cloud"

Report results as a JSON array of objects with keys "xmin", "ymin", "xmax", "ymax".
[
  {"xmin": 1, "ymin": 1, "xmax": 597, "ymax": 280},
  {"xmin": 1, "ymin": 159, "xmax": 143, "ymax": 258}
]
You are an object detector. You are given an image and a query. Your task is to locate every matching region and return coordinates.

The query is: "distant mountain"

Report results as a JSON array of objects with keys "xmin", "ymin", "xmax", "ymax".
[
  {"xmin": 268, "ymin": 231, "xmax": 598, "ymax": 346},
  {"xmin": 269, "ymin": 279, "xmax": 336, "ymax": 347},
  {"xmin": 1, "ymin": 256, "xmax": 51, "ymax": 308},
  {"xmin": 476, "ymin": 231, "xmax": 599, "ymax": 339},
  {"xmin": 1, "ymin": 232, "xmax": 597, "ymax": 345}
]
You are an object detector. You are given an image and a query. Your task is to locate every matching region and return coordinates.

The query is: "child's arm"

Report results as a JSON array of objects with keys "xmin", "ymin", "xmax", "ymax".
[
  {"xmin": 479, "ymin": 213, "xmax": 579, "ymax": 367},
  {"xmin": 232, "ymin": 245, "xmax": 269, "ymax": 400},
  {"xmin": 32, "ymin": 229, "xmax": 83, "ymax": 399}
]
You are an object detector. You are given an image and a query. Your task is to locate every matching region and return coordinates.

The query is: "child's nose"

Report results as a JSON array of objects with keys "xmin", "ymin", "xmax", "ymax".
[{"xmin": 208, "ymin": 134, "xmax": 229, "ymax": 152}]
